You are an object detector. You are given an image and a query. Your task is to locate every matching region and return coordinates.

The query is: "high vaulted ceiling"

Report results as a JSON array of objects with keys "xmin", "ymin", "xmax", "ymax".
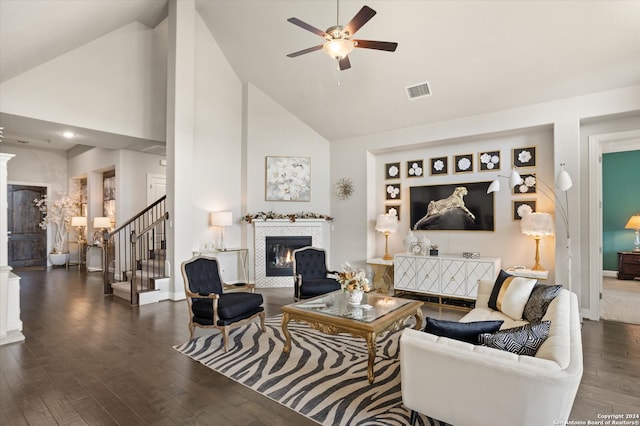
[{"xmin": 1, "ymin": 0, "xmax": 640, "ymax": 151}]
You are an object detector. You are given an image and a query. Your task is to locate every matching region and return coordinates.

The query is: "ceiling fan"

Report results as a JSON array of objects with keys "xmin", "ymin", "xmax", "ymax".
[{"xmin": 286, "ymin": 4, "xmax": 398, "ymax": 71}]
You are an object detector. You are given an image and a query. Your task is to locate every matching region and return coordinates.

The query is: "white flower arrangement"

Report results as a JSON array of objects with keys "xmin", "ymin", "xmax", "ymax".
[
  {"xmin": 386, "ymin": 185, "xmax": 400, "ymax": 198},
  {"xmin": 408, "ymin": 162, "xmax": 423, "ymax": 176},
  {"xmin": 518, "ymin": 150, "xmax": 532, "ymax": 164},
  {"xmin": 457, "ymin": 157, "xmax": 471, "ymax": 171},
  {"xmin": 480, "ymin": 152, "xmax": 500, "ymax": 170},
  {"xmin": 433, "ymin": 159, "xmax": 445, "ymax": 171},
  {"xmin": 34, "ymin": 191, "xmax": 80, "ymax": 253},
  {"xmin": 387, "ymin": 165, "xmax": 399, "ymax": 177},
  {"xmin": 517, "ymin": 203, "xmax": 534, "ymax": 218},
  {"xmin": 336, "ymin": 262, "xmax": 370, "ymax": 293}
]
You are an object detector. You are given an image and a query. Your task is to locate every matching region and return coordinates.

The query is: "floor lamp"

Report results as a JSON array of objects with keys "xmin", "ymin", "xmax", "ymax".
[{"xmin": 488, "ymin": 163, "xmax": 573, "ymax": 290}]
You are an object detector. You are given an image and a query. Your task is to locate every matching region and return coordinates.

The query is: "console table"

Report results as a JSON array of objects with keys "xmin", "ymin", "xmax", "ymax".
[
  {"xmin": 366, "ymin": 258, "xmax": 394, "ymax": 293},
  {"xmin": 617, "ymin": 252, "xmax": 640, "ymax": 280},
  {"xmin": 194, "ymin": 248, "xmax": 249, "ymax": 284},
  {"xmin": 394, "ymin": 253, "xmax": 501, "ymax": 302}
]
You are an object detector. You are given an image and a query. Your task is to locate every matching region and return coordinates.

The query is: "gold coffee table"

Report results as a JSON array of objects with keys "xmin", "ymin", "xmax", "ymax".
[{"xmin": 281, "ymin": 291, "xmax": 423, "ymax": 384}]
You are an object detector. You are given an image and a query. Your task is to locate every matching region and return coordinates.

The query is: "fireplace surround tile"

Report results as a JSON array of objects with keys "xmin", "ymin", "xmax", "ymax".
[{"xmin": 254, "ymin": 220, "xmax": 324, "ymax": 288}]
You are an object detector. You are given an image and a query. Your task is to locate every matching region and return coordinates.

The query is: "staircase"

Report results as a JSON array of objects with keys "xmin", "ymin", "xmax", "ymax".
[{"xmin": 103, "ymin": 196, "xmax": 169, "ymax": 305}]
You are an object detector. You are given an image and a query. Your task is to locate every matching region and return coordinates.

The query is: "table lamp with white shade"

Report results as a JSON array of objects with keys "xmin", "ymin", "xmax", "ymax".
[
  {"xmin": 71, "ymin": 216, "xmax": 87, "ymax": 242},
  {"xmin": 625, "ymin": 214, "xmax": 640, "ymax": 252},
  {"xmin": 375, "ymin": 212, "xmax": 399, "ymax": 260},
  {"xmin": 210, "ymin": 211, "xmax": 232, "ymax": 250},
  {"xmin": 93, "ymin": 216, "xmax": 111, "ymax": 245},
  {"xmin": 520, "ymin": 212, "xmax": 555, "ymax": 271}
]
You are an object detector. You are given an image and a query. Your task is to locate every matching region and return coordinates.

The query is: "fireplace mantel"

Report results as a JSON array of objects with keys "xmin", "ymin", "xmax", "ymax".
[{"xmin": 253, "ymin": 219, "xmax": 325, "ymax": 287}]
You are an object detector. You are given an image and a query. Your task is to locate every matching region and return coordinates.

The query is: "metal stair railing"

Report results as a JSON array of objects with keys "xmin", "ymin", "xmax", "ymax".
[
  {"xmin": 129, "ymin": 212, "xmax": 169, "ymax": 305},
  {"xmin": 102, "ymin": 196, "xmax": 168, "ymax": 305}
]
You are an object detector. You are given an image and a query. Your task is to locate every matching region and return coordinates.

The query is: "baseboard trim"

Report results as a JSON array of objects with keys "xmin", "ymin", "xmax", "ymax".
[{"xmin": 603, "ymin": 270, "xmax": 617, "ymax": 278}]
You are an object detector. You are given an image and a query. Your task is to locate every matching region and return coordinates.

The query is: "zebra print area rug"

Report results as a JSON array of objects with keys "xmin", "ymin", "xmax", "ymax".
[{"xmin": 174, "ymin": 316, "xmax": 438, "ymax": 426}]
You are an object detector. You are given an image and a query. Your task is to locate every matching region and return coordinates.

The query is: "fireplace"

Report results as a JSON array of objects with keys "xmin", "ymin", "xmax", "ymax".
[
  {"xmin": 266, "ymin": 236, "xmax": 312, "ymax": 276},
  {"xmin": 253, "ymin": 219, "xmax": 325, "ymax": 288}
]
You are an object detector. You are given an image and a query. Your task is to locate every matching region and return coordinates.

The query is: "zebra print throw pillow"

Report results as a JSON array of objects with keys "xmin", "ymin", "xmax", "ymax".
[
  {"xmin": 523, "ymin": 284, "xmax": 562, "ymax": 323},
  {"xmin": 478, "ymin": 321, "xmax": 551, "ymax": 356}
]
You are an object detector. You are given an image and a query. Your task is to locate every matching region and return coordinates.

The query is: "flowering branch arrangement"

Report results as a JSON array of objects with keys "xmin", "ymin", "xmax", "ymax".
[
  {"xmin": 242, "ymin": 211, "xmax": 333, "ymax": 223},
  {"xmin": 34, "ymin": 192, "xmax": 80, "ymax": 253},
  {"xmin": 336, "ymin": 262, "xmax": 370, "ymax": 293}
]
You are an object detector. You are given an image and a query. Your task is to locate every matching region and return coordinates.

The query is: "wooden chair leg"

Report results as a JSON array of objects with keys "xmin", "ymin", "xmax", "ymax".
[
  {"xmin": 188, "ymin": 321, "xmax": 194, "ymax": 340},
  {"xmin": 222, "ymin": 327, "xmax": 229, "ymax": 352},
  {"xmin": 259, "ymin": 312, "xmax": 266, "ymax": 332}
]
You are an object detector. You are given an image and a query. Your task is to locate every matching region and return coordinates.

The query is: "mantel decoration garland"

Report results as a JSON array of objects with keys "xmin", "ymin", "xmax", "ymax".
[{"xmin": 242, "ymin": 211, "xmax": 333, "ymax": 223}]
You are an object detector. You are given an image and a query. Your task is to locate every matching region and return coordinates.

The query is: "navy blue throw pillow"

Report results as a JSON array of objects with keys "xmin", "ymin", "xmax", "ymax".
[{"xmin": 424, "ymin": 317, "xmax": 504, "ymax": 345}]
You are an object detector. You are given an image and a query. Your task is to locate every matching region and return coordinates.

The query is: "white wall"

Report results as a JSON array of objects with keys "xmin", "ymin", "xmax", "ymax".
[
  {"xmin": 2, "ymin": 144, "xmax": 67, "ymax": 194},
  {"xmin": 117, "ymin": 150, "xmax": 166, "ymax": 222},
  {"xmin": 0, "ymin": 21, "xmax": 166, "ymax": 142},
  {"xmin": 1, "ymin": 144, "xmax": 68, "ymax": 256},
  {"xmin": 330, "ymin": 84, "xmax": 640, "ymax": 318},
  {"xmin": 244, "ymin": 83, "xmax": 332, "ymax": 271},
  {"xmin": 191, "ymin": 10, "xmax": 243, "ymax": 281},
  {"xmin": 373, "ymin": 126, "xmax": 555, "ymax": 279}
]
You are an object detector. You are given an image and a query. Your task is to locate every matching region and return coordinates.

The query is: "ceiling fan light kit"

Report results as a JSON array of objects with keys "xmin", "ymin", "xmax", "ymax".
[
  {"xmin": 322, "ymin": 35, "xmax": 354, "ymax": 60},
  {"xmin": 287, "ymin": 4, "xmax": 398, "ymax": 71}
]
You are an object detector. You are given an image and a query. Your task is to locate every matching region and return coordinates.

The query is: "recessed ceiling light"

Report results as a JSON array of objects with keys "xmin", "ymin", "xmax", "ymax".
[{"xmin": 63, "ymin": 131, "xmax": 75, "ymax": 138}]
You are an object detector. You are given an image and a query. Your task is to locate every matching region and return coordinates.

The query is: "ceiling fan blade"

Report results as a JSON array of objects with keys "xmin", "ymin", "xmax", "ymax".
[
  {"xmin": 354, "ymin": 40, "xmax": 398, "ymax": 52},
  {"xmin": 287, "ymin": 17, "xmax": 327, "ymax": 37},
  {"xmin": 286, "ymin": 45, "xmax": 324, "ymax": 58},
  {"xmin": 338, "ymin": 55, "xmax": 351, "ymax": 71},
  {"xmin": 344, "ymin": 6, "xmax": 376, "ymax": 36}
]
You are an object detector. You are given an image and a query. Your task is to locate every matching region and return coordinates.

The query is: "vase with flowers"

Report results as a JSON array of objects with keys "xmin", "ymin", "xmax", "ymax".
[
  {"xmin": 336, "ymin": 262, "xmax": 371, "ymax": 305},
  {"xmin": 34, "ymin": 191, "xmax": 80, "ymax": 264}
]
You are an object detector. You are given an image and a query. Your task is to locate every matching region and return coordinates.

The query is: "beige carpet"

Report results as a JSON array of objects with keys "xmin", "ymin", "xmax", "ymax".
[{"xmin": 601, "ymin": 277, "xmax": 640, "ymax": 325}]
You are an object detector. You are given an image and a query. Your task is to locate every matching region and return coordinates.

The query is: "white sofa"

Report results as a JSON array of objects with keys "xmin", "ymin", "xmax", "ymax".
[{"xmin": 400, "ymin": 279, "xmax": 583, "ymax": 426}]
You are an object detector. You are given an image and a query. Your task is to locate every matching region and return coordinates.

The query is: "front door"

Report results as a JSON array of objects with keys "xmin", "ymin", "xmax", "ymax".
[{"xmin": 8, "ymin": 185, "xmax": 47, "ymax": 268}]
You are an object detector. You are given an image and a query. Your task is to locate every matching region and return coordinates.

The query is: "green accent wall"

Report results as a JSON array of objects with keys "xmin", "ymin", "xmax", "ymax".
[{"xmin": 602, "ymin": 150, "xmax": 640, "ymax": 270}]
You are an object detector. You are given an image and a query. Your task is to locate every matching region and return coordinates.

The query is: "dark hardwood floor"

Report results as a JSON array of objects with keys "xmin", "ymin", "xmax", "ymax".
[{"xmin": 1, "ymin": 268, "xmax": 638, "ymax": 425}]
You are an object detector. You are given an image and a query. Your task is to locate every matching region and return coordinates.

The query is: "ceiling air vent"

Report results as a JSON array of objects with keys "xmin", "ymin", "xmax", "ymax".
[{"xmin": 406, "ymin": 81, "xmax": 432, "ymax": 100}]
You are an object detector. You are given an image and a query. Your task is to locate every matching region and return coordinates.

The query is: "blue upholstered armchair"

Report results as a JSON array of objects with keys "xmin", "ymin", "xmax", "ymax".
[
  {"xmin": 181, "ymin": 256, "xmax": 265, "ymax": 351},
  {"xmin": 292, "ymin": 247, "xmax": 341, "ymax": 300}
]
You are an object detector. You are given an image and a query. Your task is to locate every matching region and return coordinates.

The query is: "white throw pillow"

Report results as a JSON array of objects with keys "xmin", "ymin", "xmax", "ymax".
[{"xmin": 493, "ymin": 276, "xmax": 537, "ymax": 320}]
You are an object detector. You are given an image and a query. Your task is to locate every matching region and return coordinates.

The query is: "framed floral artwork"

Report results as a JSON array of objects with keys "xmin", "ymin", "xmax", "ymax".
[
  {"xmin": 386, "ymin": 183, "xmax": 401, "ymax": 200},
  {"xmin": 265, "ymin": 156, "xmax": 311, "ymax": 201},
  {"xmin": 385, "ymin": 162, "xmax": 400, "ymax": 180},
  {"xmin": 454, "ymin": 154, "xmax": 474, "ymax": 174},
  {"xmin": 478, "ymin": 151, "xmax": 501, "ymax": 171},
  {"xmin": 513, "ymin": 147, "xmax": 536, "ymax": 168},
  {"xmin": 430, "ymin": 157, "xmax": 448, "ymax": 175},
  {"xmin": 513, "ymin": 200, "xmax": 536, "ymax": 221},
  {"xmin": 513, "ymin": 173, "xmax": 537, "ymax": 195},
  {"xmin": 386, "ymin": 204, "xmax": 401, "ymax": 218},
  {"xmin": 406, "ymin": 160, "xmax": 424, "ymax": 178}
]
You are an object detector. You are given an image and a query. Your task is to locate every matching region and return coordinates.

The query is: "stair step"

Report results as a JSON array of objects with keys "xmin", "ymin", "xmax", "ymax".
[{"xmin": 111, "ymin": 282, "xmax": 161, "ymax": 305}]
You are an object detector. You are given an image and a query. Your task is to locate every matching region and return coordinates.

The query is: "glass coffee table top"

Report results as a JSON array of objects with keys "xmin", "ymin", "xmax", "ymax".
[{"xmin": 293, "ymin": 291, "xmax": 412, "ymax": 323}]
